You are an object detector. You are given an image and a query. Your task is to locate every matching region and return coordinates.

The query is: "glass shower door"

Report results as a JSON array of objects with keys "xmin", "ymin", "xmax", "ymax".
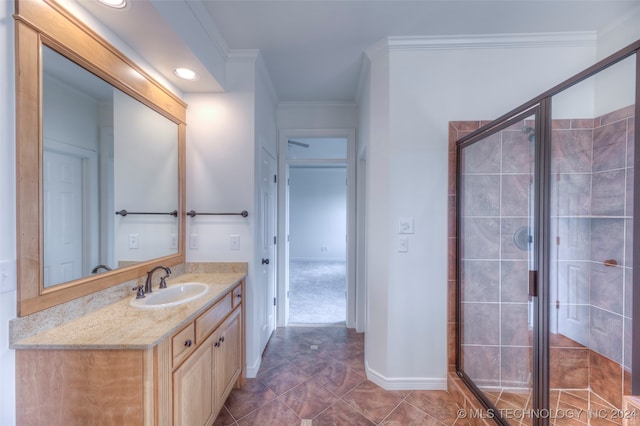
[
  {"xmin": 547, "ymin": 53, "xmax": 636, "ymax": 419},
  {"xmin": 458, "ymin": 112, "xmax": 538, "ymax": 425}
]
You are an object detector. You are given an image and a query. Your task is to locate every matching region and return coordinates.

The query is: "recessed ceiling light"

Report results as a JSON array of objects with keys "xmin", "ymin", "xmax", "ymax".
[
  {"xmin": 97, "ymin": 0, "xmax": 127, "ymax": 9},
  {"xmin": 174, "ymin": 68, "xmax": 199, "ymax": 81}
]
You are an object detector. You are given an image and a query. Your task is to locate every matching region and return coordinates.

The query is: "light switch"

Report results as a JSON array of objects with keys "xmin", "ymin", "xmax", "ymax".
[
  {"xmin": 398, "ymin": 236, "xmax": 409, "ymax": 253},
  {"xmin": 398, "ymin": 217, "xmax": 414, "ymax": 234}
]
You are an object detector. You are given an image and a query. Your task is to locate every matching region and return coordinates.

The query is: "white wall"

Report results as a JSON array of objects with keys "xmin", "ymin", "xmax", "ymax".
[
  {"xmin": 185, "ymin": 53, "xmax": 278, "ymax": 378},
  {"xmin": 185, "ymin": 69, "xmax": 254, "ymax": 264},
  {"xmin": 289, "ymin": 167, "xmax": 347, "ymax": 261},
  {"xmin": 593, "ymin": 8, "xmax": 640, "ymax": 116},
  {"xmin": 361, "ymin": 34, "xmax": 605, "ymax": 389},
  {"xmin": 186, "ymin": 85, "xmax": 257, "ymax": 371},
  {"xmin": 278, "ymin": 102, "xmax": 358, "ymax": 130},
  {"xmin": 360, "ymin": 43, "xmax": 391, "ymax": 386},
  {"xmin": 0, "ymin": 1, "xmax": 15, "ymax": 423},
  {"xmin": 355, "ymin": 59, "xmax": 371, "ymax": 333},
  {"xmin": 42, "ymin": 74, "xmax": 101, "ymax": 152},
  {"xmin": 596, "ymin": 5, "xmax": 640, "ymax": 60}
]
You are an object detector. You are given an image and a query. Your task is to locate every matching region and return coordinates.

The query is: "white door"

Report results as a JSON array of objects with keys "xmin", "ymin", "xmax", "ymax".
[
  {"xmin": 258, "ymin": 147, "xmax": 277, "ymax": 351},
  {"xmin": 43, "ymin": 148, "xmax": 84, "ymax": 287}
]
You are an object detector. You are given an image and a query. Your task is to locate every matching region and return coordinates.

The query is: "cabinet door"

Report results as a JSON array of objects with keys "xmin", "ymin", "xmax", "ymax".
[
  {"xmin": 215, "ymin": 307, "xmax": 242, "ymax": 408},
  {"xmin": 173, "ymin": 334, "xmax": 214, "ymax": 426}
]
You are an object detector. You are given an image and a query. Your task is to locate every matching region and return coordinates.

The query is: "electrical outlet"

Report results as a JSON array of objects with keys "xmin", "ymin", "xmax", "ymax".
[
  {"xmin": 190, "ymin": 234, "xmax": 200, "ymax": 250},
  {"xmin": 128, "ymin": 234, "xmax": 138, "ymax": 249},
  {"xmin": 398, "ymin": 236, "xmax": 409, "ymax": 253},
  {"xmin": 0, "ymin": 259, "xmax": 17, "ymax": 293},
  {"xmin": 230, "ymin": 235, "xmax": 240, "ymax": 250},
  {"xmin": 169, "ymin": 234, "xmax": 177, "ymax": 249}
]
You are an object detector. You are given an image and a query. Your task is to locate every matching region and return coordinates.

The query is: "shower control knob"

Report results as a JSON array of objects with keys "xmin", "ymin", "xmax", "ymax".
[{"xmin": 261, "ymin": 258, "xmax": 270, "ymax": 265}]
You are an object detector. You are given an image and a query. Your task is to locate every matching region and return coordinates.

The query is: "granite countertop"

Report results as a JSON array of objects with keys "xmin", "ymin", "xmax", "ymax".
[{"xmin": 13, "ymin": 272, "xmax": 246, "ymax": 350}]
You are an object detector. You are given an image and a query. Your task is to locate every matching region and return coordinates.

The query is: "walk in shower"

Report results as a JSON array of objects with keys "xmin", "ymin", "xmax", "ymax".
[{"xmin": 454, "ymin": 42, "xmax": 639, "ymax": 425}]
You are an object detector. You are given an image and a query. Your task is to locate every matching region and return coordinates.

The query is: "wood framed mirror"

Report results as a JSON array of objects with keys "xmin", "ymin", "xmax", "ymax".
[{"xmin": 14, "ymin": 0, "xmax": 186, "ymax": 317}]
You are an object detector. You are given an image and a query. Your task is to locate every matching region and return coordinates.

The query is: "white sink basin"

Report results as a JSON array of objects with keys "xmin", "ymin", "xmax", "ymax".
[{"xmin": 130, "ymin": 282, "xmax": 209, "ymax": 309}]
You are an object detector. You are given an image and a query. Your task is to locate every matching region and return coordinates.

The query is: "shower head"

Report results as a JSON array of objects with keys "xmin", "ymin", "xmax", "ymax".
[{"xmin": 522, "ymin": 127, "xmax": 535, "ymax": 142}]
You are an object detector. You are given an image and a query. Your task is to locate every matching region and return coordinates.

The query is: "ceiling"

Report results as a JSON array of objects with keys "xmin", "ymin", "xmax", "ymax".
[{"xmin": 74, "ymin": 0, "xmax": 640, "ymax": 102}]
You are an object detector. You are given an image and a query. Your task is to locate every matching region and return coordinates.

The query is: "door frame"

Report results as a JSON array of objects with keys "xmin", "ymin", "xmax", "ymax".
[
  {"xmin": 277, "ymin": 128, "xmax": 357, "ymax": 327},
  {"xmin": 455, "ymin": 107, "xmax": 542, "ymax": 425}
]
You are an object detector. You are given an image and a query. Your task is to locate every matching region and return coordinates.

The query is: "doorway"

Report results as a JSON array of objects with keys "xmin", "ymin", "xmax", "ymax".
[
  {"xmin": 288, "ymin": 165, "xmax": 347, "ymax": 323},
  {"xmin": 277, "ymin": 130, "xmax": 357, "ymax": 327}
]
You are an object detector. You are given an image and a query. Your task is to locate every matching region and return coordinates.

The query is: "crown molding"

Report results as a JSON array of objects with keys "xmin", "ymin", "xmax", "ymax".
[
  {"xmin": 387, "ymin": 31, "xmax": 597, "ymax": 51},
  {"xmin": 278, "ymin": 101, "xmax": 357, "ymax": 109}
]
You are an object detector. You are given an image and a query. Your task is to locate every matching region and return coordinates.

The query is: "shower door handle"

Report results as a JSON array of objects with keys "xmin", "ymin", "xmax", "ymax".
[
  {"xmin": 262, "ymin": 258, "xmax": 270, "ymax": 265},
  {"xmin": 528, "ymin": 270, "xmax": 538, "ymax": 298}
]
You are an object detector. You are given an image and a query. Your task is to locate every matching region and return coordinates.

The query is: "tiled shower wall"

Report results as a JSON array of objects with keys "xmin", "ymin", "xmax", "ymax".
[
  {"xmin": 448, "ymin": 104, "xmax": 635, "ymax": 407},
  {"xmin": 550, "ymin": 105, "xmax": 635, "ymax": 406},
  {"xmin": 458, "ymin": 120, "xmax": 535, "ymax": 389}
]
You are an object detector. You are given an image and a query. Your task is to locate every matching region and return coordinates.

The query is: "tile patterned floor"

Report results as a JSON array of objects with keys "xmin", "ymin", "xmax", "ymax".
[
  {"xmin": 484, "ymin": 388, "xmax": 623, "ymax": 426},
  {"xmin": 215, "ymin": 326, "xmax": 468, "ymax": 425}
]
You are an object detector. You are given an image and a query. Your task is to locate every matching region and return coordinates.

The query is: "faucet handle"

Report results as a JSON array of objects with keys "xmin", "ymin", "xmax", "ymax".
[
  {"xmin": 159, "ymin": 276, "xmax": 168, "ymax": 289},
  {"xmin": 133, "ymin": 285, "xmax": 145, "ymax": 299}
]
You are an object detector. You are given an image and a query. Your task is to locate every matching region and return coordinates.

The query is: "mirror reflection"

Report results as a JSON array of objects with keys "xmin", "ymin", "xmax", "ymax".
[{"xmin": 42, "ymin": 46, "xmax": 179, "ymax": 288}]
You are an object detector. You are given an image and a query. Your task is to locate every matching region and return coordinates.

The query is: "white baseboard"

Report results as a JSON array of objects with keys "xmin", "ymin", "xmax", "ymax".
[
  {"xmin": 245, "ymin": 356, "xmax": 261, "ymax": 378},
  {"xmin": 365, "ymin": 360, "xmax": 447, "ymax": 390}
]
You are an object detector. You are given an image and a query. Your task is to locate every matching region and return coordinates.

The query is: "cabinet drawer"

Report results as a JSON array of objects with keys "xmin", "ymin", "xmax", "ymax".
[
  {"xmin": 196, "ymin": 292, "xmax": 232, "ymax": 343},
  {"xmin": 172, "ymin": 323, "xmax": 196, "ymax": 367},
  {"xmin": 232, "ymin": 284, "xmax": 242, "ymax": 308}
]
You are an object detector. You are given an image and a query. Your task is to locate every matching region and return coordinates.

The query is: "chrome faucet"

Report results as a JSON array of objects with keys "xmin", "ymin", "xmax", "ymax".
[{"xmin": 145, "ymin": 266, "xmax": 172, "ymax": 294}]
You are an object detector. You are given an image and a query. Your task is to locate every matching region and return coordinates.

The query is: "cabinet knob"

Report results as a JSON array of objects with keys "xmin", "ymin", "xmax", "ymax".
[
  {"xmin": 236, "ymin": 293, "xmax": 242, "ymax": 298},
  {"xmin": 214, "ymin": 341, "xmax": 220, "ymax": 347},
  {"xmin": 184, "ymin": 339, "xmax": 193, "ymax": 347},
  {"xmin": 220, "ymin": 336, "xmax": 225, "ymax": 343}
]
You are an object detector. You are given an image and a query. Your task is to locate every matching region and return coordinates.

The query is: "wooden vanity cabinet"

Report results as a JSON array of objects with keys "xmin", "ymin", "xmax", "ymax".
[
  {"xmin": 173, "ymin": 331, "xmax": 216, "ymax": 425},
  {"xmin": 173, "ymin": 288, "xmax": 244, "ymax": 425},
  {"xmin": 214, "ymin": 306, "xmax": 242, "ymax": 410},
  {"xmin": 16, "ymin": 280, "xmax": 245, "ymax": 426}
]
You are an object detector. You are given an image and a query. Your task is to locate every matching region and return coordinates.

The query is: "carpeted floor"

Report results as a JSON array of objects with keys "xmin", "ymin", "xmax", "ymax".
[{"xmin": 288, "ymin": 260, "xmax": 346, "ymax": 324}]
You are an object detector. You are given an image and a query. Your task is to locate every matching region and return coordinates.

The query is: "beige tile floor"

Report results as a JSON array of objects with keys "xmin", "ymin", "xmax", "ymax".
[{"xmin": 214, "ymin": 326, "xmax": 468, "ymax": 425}]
